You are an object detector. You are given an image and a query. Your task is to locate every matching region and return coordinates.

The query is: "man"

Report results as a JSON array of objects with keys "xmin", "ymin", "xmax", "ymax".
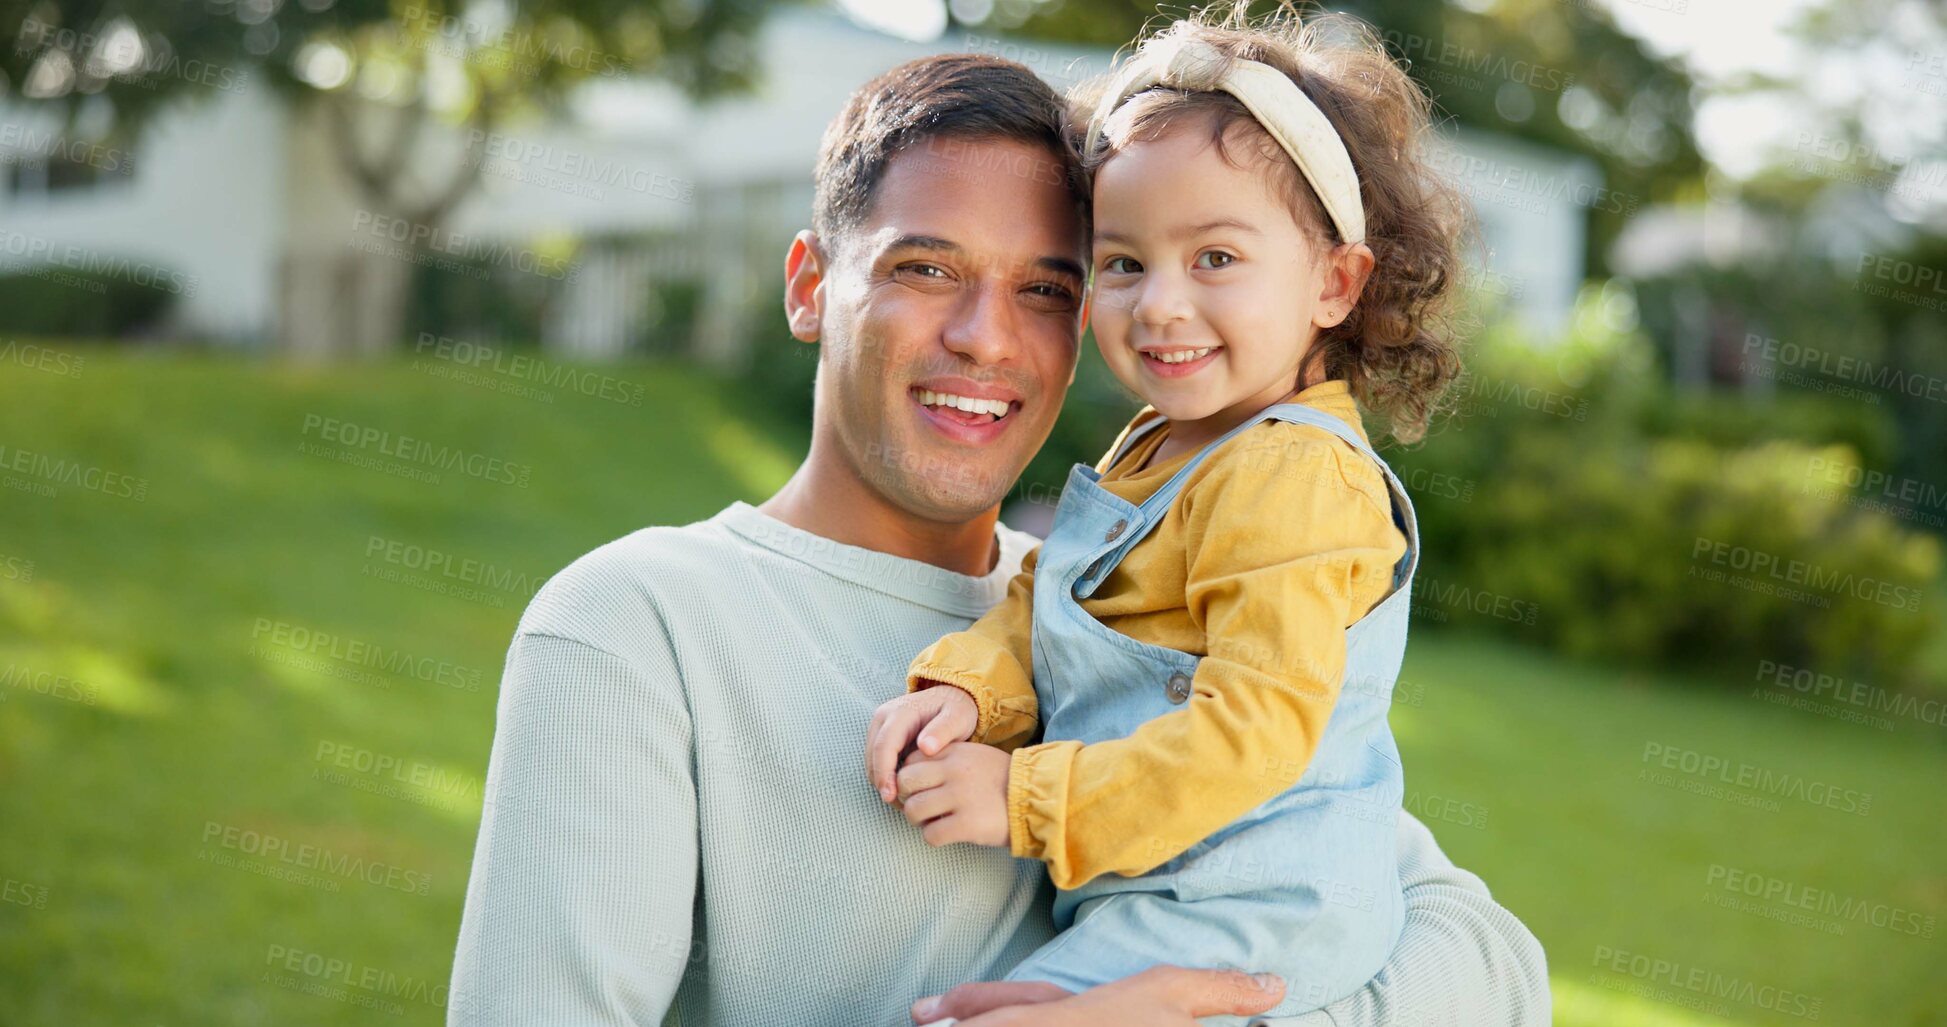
[{"xmin": 447, "ymin": 53, "xmax": 1549, "ymax": 1027}]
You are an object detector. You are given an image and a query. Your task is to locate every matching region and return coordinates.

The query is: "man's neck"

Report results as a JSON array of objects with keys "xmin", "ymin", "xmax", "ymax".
[{"xmin": 757, "ymin": 449, "xmax": 1002, "ymax": 578}]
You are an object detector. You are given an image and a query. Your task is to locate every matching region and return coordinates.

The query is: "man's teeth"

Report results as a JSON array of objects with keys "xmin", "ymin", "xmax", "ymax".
[
  {"xmin": 918, "ymin": 390, "xmax": 1011, "ymax": 417},
  {"xmin": 1147, "ymin": 347, "xmax": 1218, "ymax": 364}
]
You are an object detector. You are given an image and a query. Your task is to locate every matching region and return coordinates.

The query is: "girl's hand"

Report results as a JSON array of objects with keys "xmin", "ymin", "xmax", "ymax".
[
  {"xmin": 894, "ymin": 741, "xmax": 1012, "ymax": 849},
  {"xmin": 866, "ymin": 684, "xmax": 979, "ymax": 803}
]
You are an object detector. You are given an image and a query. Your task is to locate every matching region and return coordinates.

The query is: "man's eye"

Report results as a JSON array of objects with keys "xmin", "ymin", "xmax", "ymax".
[
  {"xmin": 1026, "ymin": 283, "xmax": 1075, "ymax": 301},
  {"xmin": 1104, "ymin": 256, "xmax": 1142, "ymax": 274},
  {"xmin": 1195, "ymin": 251, "xmax": 1236, "ymax": 269}
]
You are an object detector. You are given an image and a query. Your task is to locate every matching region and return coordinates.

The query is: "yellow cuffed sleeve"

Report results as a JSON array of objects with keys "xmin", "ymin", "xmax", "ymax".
[
  {"xmin": 1006, "ymin": 430, "xmax": 1406, "ymax": 889},
  {"xmin": 906, "ymin": 545, "xmax": 1042, "ymax": 751}
]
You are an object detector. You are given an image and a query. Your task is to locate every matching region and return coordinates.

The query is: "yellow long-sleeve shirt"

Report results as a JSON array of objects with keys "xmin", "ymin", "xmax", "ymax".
[{"xmin": 906, "ymin": 381, "xmax": 1408, "ymax": 889}]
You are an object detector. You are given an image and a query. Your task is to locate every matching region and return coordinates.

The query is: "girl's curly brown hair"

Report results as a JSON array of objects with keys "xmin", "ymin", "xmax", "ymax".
[{"xmin": 1075, "ymin": 3, "xmax": 1471, "ymax": 444}]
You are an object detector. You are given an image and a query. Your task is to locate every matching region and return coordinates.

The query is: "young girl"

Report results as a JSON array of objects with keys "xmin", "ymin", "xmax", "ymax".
[{"xmin": 864, "ymin": 7, "xmax": 1466, "ymax": 1020}]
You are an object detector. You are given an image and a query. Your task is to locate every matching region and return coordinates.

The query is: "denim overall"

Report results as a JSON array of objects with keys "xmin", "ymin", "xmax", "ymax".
[{"xmin": 999, "ymin": 402, "xmax": 1417, "ymax": 1022}]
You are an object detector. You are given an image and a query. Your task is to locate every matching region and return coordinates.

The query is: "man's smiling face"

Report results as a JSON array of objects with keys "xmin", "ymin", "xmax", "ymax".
[{"xmin": 806, "ymin": 136, "xmax": 1087, "ymax": 523}]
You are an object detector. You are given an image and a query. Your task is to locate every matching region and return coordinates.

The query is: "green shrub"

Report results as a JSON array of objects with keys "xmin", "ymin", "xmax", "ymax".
[
  {"xmin": 1421, "ymin": 432, "xmax": 1937, "ymax": 681},
  {"xmin": 1644, "ymin": 390, "xmax": 1898, "ymax": 470},
  {"xmin": 1391, "ymin": 289, "xmax": 1941, "ymax": 690},
  {"xmin": 0, "ymin": 267, "xmax": 179, "ymax": 336}
]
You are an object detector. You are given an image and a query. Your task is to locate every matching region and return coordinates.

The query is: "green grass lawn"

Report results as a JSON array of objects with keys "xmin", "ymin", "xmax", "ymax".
[{"xmin": 0, "ymin": 351, "xmax": 1940, "ymax": 1026}]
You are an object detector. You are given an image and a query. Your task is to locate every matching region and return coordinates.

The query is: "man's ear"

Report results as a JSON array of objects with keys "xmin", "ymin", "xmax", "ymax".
[
  {"xmin": 1314, "ymin": 241, "xmax": 1376, "ymax": 330},
  {"xmin": 785, "ymin": 230, "xmax": 829, "ymax": 343}
]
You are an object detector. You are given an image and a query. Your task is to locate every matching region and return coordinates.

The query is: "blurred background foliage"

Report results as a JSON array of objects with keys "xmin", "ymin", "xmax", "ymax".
[{"xmin": 1392, "ymin": 292, "xmax": 1940, "ymax": 688}]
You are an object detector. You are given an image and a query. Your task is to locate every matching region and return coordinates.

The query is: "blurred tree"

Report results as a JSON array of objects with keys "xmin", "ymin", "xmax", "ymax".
[
  {"xmin": 1734, "ymin": 0, "xmax": 1945, "ymax": 212},
  {"xmin": 2, "ymin": 0, "xmax": 792, "ymax": 356},
  {"xmin": 1629, "ymin": 0, "xmax": 1947, "ymax": 496},
  {"xmin": 1002, "ymin": 0, "xmax": 1704, "ymax": 276}
]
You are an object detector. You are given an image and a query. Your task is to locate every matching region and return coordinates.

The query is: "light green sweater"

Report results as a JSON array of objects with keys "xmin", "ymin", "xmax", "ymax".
[{"xmin": 447, "ymin": 501, "xmax": 1549, "ymax": 1026}]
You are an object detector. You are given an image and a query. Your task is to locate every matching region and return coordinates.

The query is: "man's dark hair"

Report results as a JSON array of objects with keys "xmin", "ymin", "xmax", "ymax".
[{"xmin": 811, "ymin": 54, "xmax": 1087, "ymax": 246}]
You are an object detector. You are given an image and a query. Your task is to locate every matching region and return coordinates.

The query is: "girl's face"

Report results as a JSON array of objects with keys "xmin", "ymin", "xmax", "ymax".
[{"xmin": 1088, "ymin": 120, "xmax": 1369, "ymax": 428}]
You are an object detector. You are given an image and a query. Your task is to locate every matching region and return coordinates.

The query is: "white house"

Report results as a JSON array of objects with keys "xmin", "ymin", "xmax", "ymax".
[{"xmin": 0, "ymin": 8, "xmax": 1598, "ymax": 358}]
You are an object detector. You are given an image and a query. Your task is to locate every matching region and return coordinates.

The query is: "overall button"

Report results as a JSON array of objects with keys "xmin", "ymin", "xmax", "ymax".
[
  {"xmin": 1164, "ymin": 672, "xmax": 1193, "ymax": 704},
  {"xmin": 1104, "ymin": 518, "xmax": 1127, "ymax": 542}
]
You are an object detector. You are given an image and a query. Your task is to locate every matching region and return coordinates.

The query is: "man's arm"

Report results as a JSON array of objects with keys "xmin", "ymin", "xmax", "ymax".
[
  {"xmin": 923, "ymin": 811, "xmax": 1547, "ymax": 1027},
  {"xmin": 1250, "ymin": 811, "xmax": 1550, "ymax": 1027},
  {"xmin": 447, "ymin": 624, "xmax": 697, "ymax": 1025}
]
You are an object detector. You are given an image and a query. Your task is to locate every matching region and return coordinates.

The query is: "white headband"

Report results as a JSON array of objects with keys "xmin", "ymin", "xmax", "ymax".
[{"xmin": 1085, "ymin": 35, "xmax": 1366, "ymax": 245}]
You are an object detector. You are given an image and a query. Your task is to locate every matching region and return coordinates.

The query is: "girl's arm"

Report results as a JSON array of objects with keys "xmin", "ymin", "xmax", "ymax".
[
  {"xmin": 906, "ymin": 545, "xmax": 1044, "ymax": 751},
  {"xmin": 1008, "ymin": 433, "xmax": 1404, "ymax": 888}
]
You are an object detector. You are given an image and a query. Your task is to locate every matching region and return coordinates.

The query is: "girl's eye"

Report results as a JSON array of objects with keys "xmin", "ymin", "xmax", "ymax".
[
  {"xmin": 1195, "ymin": 251, "xmax": 1236, "ymax": 270},
  {"xmin": 1104, "ymin": 256, "xmax": 1142, "ymax": 275}
]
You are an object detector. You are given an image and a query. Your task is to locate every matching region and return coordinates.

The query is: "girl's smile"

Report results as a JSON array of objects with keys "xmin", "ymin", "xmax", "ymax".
[{"xmin": 1137, "ymin": 344, "xmax": 1226, "ymax": 377}]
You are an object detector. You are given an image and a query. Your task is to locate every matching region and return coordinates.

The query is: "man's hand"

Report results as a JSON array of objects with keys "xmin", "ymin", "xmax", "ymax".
[
  {"xmin": 866, "ymin": 684, "xmax": 979, "ymax": 803},
  {"xmin": 914, "ymin": 966, "xmax": 1286, "ymax": 1026},
  {"xmin": 911, "ymin": 981, "xmax": 1070, "ymax": 1024},
  {"xmin": 894, "ymin": 740, "xmax": 1011, "ymax": 848}
]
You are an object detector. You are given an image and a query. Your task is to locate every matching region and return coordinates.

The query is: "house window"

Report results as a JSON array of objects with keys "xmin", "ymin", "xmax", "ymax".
[{"xmin": 3, "ymin": 147, "xmax": 135, "ymax": 198}]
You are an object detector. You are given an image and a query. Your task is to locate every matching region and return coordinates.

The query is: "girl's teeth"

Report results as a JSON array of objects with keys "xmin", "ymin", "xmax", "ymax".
[{"xmin": 1150, "ymin": 347, "xmax": 1216, "ymax": 364}]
